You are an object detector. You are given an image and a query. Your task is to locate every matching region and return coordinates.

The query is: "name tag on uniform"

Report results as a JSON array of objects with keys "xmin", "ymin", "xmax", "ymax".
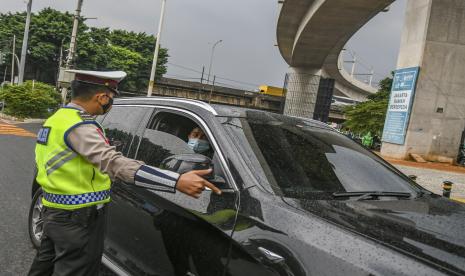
[{"xmin": 37, "ymin": 127, "xmax": 51, "ymax": 145}]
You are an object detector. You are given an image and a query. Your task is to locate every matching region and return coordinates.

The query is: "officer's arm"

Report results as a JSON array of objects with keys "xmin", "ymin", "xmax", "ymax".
[
  {"xmin": 67, "ymin": 124, "xmax": 177, "ymax": 191},
  {"xmin": 67, "ymin": 124, "xmax": 221, "ymax": 197}
]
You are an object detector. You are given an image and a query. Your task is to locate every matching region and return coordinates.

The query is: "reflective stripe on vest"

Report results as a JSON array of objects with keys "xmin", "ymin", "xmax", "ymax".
[
  {"xmin": 43, "ymin": 190, "xmax": 111, "ymax": 205},
  {"xmin": 46, "ymin": 148, "xmax": 78, "ymax": 175}
]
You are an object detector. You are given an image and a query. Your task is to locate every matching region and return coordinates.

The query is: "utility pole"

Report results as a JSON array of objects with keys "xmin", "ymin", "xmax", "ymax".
[
  {"xmin": 207, "ymin": 40, "xmax": 222, "ymax": 84},
  {"xmin": 11, "ymin": 35, "xmax": 15, "ymax": 84},
  {"xmin": 66, "ymin": 0, "xmax": 83, "ymax": 68},
  {"xmin": 61, "ymin": 0, "xmax": 84, "ymax": 105},
  {"xmin": 147, "ymin": 0, "xmax": 167, "ymax": 97},
  {"xmin": 18, "ymin": 0, "xmax": 32, "ymax": 84}
]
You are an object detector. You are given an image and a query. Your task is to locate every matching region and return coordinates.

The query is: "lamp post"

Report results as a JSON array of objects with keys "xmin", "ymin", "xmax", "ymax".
[
  {"xmin": 18, "ymin": 0, "xmax": 32, "ymax": 84},
  {"xmin": 206, "ymin": 39, "xmax": 222, "ymax": 84},
  {"xmin": 147, "ymin": 0, "xmax": 167, "ymax": 97}
]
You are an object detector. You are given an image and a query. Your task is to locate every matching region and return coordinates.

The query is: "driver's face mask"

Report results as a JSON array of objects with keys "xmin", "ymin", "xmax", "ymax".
[{"xmin": 188, "ymin": 138, "xmax": 210, "ymax": 153}]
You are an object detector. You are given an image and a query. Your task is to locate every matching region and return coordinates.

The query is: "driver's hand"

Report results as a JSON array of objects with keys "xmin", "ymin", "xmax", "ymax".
[{"xmin": 176, "ymin": 169, "xmax": 222, "ymax": 198}]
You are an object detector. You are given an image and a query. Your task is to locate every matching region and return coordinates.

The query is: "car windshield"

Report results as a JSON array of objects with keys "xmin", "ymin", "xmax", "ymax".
[{"xmin": 223, "ymin": 111, "xmax": 420, "ymax": 200}]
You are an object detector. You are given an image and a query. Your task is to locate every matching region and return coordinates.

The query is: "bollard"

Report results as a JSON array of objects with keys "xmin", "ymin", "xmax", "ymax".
[{"xmin": 442, "ymin": 181, "xmax": 453, "ymax": 198}]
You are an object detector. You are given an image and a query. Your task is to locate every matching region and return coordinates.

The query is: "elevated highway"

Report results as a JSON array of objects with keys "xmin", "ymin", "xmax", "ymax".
[{"xmin": 277, "ymin": 0, "xmax": 394, "ymax": 117}]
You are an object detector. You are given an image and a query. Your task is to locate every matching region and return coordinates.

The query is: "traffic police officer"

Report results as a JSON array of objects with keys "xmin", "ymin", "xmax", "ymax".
[{"xmin": 28, "ymin": 70, "xmax": 221, "ymax": 276}]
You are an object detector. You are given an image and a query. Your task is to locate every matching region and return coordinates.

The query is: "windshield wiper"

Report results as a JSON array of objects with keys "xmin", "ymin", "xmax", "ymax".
[{"xmin": 332, "ymin": 191, "xmax": 412, "ymax": 201}]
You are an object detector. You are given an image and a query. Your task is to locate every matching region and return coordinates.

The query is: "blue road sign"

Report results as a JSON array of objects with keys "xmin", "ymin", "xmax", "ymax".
[{"xmin": 382, "ymin": 67, "xmax": 420, "ymax": 145}]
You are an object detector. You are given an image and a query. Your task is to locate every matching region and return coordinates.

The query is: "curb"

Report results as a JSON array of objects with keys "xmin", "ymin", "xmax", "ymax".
[
  {"xmin": 388, "ymin": 159, "xmax": 465, "ymax": 174},
  {"xmin": 0, "ymin": 113, "xmax": 45, "ymax": 124},
  {"xmin": 23, "ymin": 118, "xmax": 46, "ymax": 124},
  {"xmin": 452, "ymin": 197, "xmax": 465, "ymax": 204}
]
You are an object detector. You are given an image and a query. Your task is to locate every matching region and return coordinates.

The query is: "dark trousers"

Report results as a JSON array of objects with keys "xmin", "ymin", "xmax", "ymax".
[{"xmin": 28, "ymin": 205, "xmax": 106, "ymax": 276}]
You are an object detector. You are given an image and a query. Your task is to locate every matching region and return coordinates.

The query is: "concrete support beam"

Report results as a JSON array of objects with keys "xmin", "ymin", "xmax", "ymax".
[
  {"xmin": 283, "ymin": 67, "xmax": 321, "ymax": 119},
  {"xmin": 381, "ymin": 0, "xmax": 465, "ymax": 161},
  {"xmin": 333, "ymin": 81, "xmax": 371, "ymax": 102}
]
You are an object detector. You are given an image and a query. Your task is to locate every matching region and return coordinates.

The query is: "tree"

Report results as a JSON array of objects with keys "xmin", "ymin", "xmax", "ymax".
[
  {"xmin": 0, "ymin": 8, "xmax": 76, "ymax": 83},
  {"xmin": 76, "ymin": 28, "xmax": 168, "ymax": 91},
  {"xmin": 0, "ymin": 8, "xmax": 168, "ymax": 92},
  {"xmin": 343, "ymin": 73, "xmax": 393, "ymax": 136},
  {"xmin": 0, "ymin": 81, "xmax": 60, "ymax": 118}
]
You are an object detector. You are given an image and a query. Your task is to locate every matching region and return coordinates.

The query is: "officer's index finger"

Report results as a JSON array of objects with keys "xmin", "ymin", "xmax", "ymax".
[
  {"xmin": 191, "ymin": 169, "xmax": 212, "ymax": 176},
  {"xmin": 203, "ymin": 180, "xmax": 222, "ymax": 195}
]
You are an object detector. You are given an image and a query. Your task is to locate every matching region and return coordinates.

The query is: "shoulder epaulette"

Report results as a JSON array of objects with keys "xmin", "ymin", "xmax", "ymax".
[{"xmin": 78, "ymin": 111, "xmax": 96, "ymax": 122}]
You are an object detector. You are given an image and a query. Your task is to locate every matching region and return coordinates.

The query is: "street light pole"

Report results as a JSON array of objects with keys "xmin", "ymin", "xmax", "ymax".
[
  {"xmin": 147, "ymin": 0, "xmax": 167, "ymax": 97},
  {"xmin": 206, "ymin": 39, "xmax": 222, "ymax": 84},
  {"xmin": 18, "ymin": 0, "xmax": 32, "ymax": 84}
]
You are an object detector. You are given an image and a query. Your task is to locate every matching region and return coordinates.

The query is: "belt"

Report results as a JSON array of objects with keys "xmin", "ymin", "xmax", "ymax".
[
  {"xmin": 45, "ymin": 203, "xmax": 105, "ymax": 213},
  {"xmin": 44, "ymin": 204, "xmax": 106, "ymax": 227}
]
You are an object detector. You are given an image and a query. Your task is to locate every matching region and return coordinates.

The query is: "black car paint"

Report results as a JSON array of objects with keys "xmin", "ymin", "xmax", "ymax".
[
  {"xmin": 289, "ymin": 195, "xmax": 465, "ymax": 274},
  {"xmin": 30, "ymin": 98, "xmax": 465, "ymax": 275}
]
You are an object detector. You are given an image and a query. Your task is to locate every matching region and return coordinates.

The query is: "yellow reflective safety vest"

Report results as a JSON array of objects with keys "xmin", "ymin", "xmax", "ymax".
[{"xmin": 35, "ymin": 107, "xmax": 111, "ymax": 210}]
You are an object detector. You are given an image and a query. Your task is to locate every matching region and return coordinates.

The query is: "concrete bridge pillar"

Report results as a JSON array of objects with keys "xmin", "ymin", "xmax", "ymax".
[
  {"xmin": 381, "ymin": 0, "xmax": 465, "ymax": 161},
  {"xmin": 283, "ymin": 67, "xmax": 321, "ymax": 119}
]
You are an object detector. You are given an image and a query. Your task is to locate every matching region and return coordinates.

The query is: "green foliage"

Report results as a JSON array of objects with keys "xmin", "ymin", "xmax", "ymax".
[
  {"xmin": 0, "ymin": 8, "xmax": 168, "ymax": 91},
  {"xmin": 0, "ymin": 81, "xmax": 60, "ymax": 118},
  {"xmin": 343, "ymin": 73, "xmax": 393, "ymax": 136}
]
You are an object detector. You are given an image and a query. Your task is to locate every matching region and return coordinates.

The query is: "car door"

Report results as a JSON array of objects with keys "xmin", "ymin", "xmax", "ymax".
[
  {"xmin": 105, "ymin": 106, "xmax": 240, "ymax": 276},
  {"xmin": 97, "ymin": 105, "xmax": 153, "ymax": 269}
]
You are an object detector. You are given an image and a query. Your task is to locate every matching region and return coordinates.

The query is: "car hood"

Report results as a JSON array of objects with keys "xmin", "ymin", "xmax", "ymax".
[{"xmin": 283, "ymin": 194, "xmax": 465, "ymax": 274}]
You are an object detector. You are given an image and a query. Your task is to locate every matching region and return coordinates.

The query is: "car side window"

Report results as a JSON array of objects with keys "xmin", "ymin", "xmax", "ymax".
[
  {"xmin": 100, "ymin": 106, "xmax": 149, "ymax": 156},
  {"xmin": 136, "ymin": 112, "xmax": 199, "ymax": 166},
  {"xmin": 136, "ymin": 110, "xmax": 228, "ymax": 187}
]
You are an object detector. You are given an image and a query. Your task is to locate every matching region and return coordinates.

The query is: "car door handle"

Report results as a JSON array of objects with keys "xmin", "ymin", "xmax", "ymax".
[
  {"xmin": 258, "ymin": 247, "xmax": 285, "ymax": 264},
  {"xmin": 204, "ymin": 187, "xmax": 235, "ymax": 193}
]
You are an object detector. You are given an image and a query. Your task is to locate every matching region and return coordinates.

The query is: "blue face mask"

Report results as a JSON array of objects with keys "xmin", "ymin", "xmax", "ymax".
[{"xmin": 188, "ymin": 138, "xmax": 210, "ymax": 153}]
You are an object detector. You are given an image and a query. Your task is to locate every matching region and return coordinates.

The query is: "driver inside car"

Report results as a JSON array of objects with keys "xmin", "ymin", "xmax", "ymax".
[{"xmin": 187, "ymin": 127, "xmax": 213, "ymax": 157}]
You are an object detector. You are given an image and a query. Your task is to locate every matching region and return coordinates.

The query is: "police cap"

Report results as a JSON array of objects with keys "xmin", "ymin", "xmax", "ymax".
[{"xmin": 66, "ymin": 69, "xmax": 127, "ymax": 95}]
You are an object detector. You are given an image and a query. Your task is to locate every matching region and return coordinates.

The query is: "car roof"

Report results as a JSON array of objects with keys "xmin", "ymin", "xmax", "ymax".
[{"xmin": 114, "ymin": 96, "xmax": 333, "ymax": 129}]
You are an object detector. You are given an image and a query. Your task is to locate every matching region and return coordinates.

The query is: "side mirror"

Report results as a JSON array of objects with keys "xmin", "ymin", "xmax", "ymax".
[{"xmin": 160, "ymin": 154, "xmax": 228, "ymax": 188}]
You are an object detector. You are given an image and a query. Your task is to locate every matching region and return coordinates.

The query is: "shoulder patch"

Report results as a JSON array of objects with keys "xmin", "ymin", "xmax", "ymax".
[
  {"xmin": 37, "ymin": 127, "xmax": 51, "ymax": 145},
  {"xmin": 78, "ymin": 111, "xmax": 96, "ymax": 121}
]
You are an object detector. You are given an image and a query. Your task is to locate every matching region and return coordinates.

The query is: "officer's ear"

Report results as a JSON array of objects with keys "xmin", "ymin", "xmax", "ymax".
[{"xmin": 94, "ymin": 91, "xmax": 108, "ymax": 103}]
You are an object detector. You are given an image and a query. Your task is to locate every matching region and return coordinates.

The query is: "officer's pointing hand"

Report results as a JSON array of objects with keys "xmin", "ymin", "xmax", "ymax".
[{"xmin": 176, "ymin": 169, "xmax": 222, "ymax": 198}]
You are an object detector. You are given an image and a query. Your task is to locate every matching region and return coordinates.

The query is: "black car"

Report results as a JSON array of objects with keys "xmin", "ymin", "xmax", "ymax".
[{"xmin": 29, "ymin": 97, "xmax": 465, "ymax": 276}]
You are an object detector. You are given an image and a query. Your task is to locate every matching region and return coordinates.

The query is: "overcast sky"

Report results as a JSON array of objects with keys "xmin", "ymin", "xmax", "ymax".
[{"xmin": 1, "ymin": 0, "xmax": 406, "ymax": 89}]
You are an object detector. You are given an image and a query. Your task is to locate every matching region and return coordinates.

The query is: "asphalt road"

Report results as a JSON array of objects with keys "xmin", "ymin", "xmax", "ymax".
[{"xmin": 0, "ymin": 122, "xmax": 41, "ymax": 275}]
